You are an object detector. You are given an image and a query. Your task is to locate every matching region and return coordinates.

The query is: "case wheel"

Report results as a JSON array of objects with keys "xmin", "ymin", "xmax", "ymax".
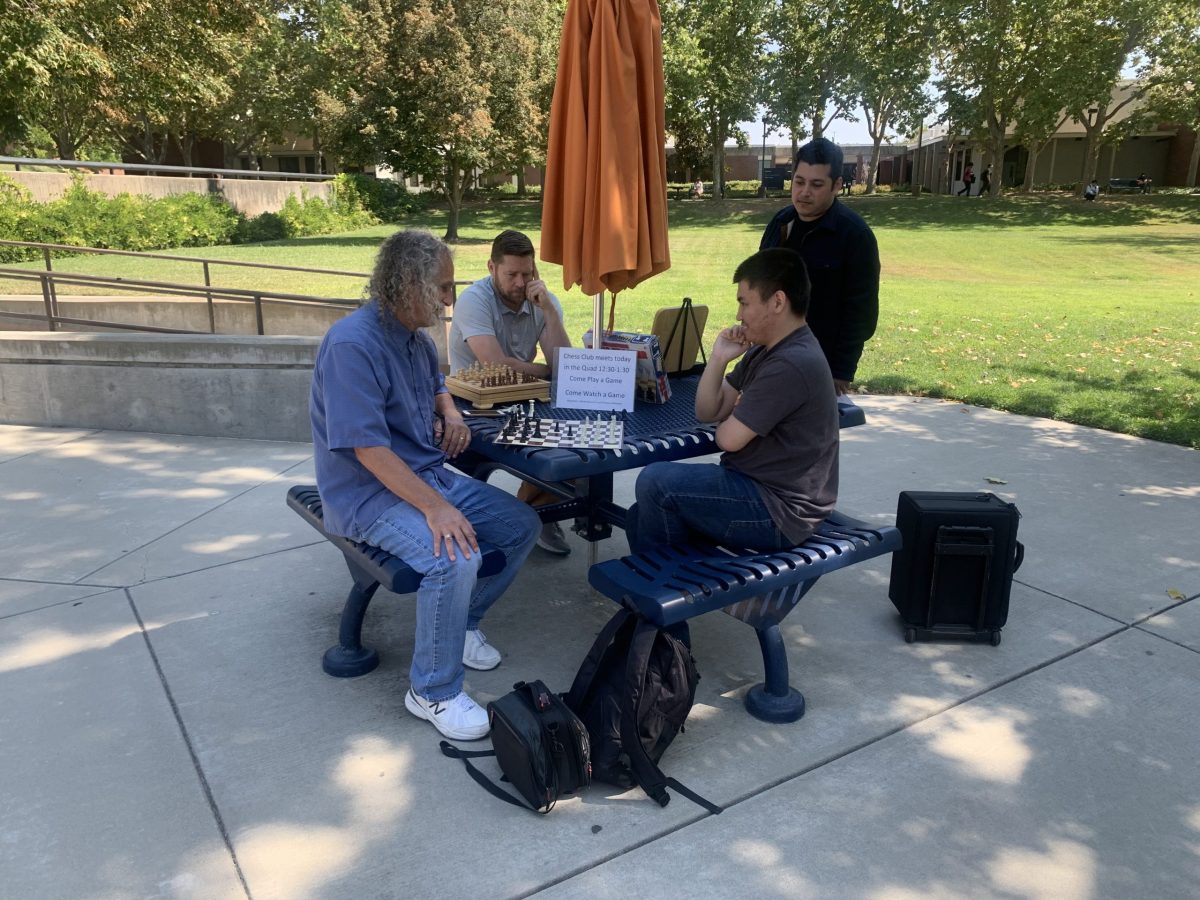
[
  {"xmin": 989, "ymin": 630, "xmax": 1002, "ymax": 647},
  {"xmin": 904, "ymin": 626, "xmax": 917, "ymax": 644}
]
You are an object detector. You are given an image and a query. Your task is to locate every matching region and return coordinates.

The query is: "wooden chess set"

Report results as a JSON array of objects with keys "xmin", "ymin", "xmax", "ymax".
[{"xmin": 445, "ymin": 362, "xmax": 551, "ymax": 408}]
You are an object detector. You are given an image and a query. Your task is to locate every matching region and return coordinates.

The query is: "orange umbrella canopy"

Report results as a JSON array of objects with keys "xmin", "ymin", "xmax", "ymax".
[{"xmin": 540, "ymin": 0, "xmax": 671, "ymax": 297}]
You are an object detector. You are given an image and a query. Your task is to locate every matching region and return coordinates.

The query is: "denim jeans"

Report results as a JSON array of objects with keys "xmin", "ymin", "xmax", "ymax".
[
  {"xmin": 625, "ymin": 462, "xmax": 792, "ymax": 554},
  {"xmin": 362, "ymin": 467, "xmax": 540, "ymax": 702}
]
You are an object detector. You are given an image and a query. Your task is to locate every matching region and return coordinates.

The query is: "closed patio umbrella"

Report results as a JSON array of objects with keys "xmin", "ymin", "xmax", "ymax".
[{"xmin": 540, "ymin": 0, "xmax": 671, "ymax": 340}]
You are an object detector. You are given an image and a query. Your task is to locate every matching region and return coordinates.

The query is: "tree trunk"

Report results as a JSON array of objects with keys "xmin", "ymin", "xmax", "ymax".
[
  {"xmin": 1022, "ymin": 145, "xmax": 1038, "ymax": 193},
  {"xmin": 516, "ymin": 167, "xmax": 526, "ymax": 196},
  {"xmin": 444, "ymin": 163, "xmax": 461, "ymax": 241},
  {"xmin": 1187, "ymin": 125, "xmax": 1199, "ymax": 187},
  {"xmin": 866, "ymin": 134, "xmax": 883, "ymax": 194},
  {"xmin": 313, "ymin": 124, "xmax": 326, "ymax": 174},
  {"xmin": 53, "ymin": 127, "xmax": 77, "ymax": 161},
  {"xmin": 711, "ymin": 114, "xmax": 726, "ymax": 198},
  {"xmin": 989, "ymin": 139, "xmax": 1003, "ymax": 197}
]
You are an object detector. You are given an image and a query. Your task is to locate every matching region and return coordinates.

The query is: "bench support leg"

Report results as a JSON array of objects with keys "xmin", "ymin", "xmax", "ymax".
[
  {"xmin": 323, "ymin": 581, "xmax": 382, "ymax": 677},
  {"xmin": 744, "ymin": 623, "xmax": 806, "ymax": 723}
]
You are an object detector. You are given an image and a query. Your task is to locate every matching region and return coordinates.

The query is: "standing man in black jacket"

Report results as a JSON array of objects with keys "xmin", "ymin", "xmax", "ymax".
[{"xmin": 759, "ymin": 138, "xmax": 879, "ymax": 395}]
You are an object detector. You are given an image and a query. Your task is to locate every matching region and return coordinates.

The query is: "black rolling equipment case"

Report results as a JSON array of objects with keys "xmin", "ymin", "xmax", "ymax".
[{"xmin": 888, "ymin": 492, "xmax": 1024, "ymax": 646}]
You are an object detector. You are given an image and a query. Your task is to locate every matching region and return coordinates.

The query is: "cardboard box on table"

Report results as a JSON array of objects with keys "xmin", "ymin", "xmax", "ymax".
[{"xmin": 582, "ymin": 330, "xmax": 672, "ymax": 404}]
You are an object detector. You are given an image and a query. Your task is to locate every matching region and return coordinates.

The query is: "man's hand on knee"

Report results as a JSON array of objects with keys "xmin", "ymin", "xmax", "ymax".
[{"xmin": 426, "ymin": 500, "xmax": 479, "ymax": 561}]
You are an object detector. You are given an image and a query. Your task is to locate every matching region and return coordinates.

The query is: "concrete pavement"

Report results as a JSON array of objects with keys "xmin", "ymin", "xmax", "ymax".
[{"xmin": 1, "ymin": 396, "xmax": 1197, "ymax": 899}]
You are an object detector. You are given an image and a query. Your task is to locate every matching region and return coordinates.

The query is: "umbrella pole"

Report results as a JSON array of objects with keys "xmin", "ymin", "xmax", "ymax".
[
  {"xmin": 592, "ymin": 291, "xmax": 604, "ymax": 351},
  {"xmin": 590, "ymin": 289, "xmax": 605, "ymax": 572}
]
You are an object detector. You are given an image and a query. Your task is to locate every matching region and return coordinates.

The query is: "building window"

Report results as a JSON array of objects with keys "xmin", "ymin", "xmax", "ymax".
[{"xmin": 277, "ymin": 157, "xmax": 301, "ymax": 174}]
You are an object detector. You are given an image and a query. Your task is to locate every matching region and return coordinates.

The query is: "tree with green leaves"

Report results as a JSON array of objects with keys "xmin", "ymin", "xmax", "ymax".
[
  {"xmin": 936, "ymin": 0, "xmax": 1059, "ymax": 197},
  {"xmin": 321, "ymin": 0, "xmax": 558, "ymax": 239},
  {"xmin": 661, "ymin": 0, "xmax": 767, "ymax": 198},
  {"xmin": 484, "ymin": 0, "xmax": 561, "ymax": 196},
  {"xmin": 104, "ymin": 1, "xmax": 264, "ymax": 165},
  {"xmin": 849, "ymin": 0, "xmax": 935, "ymax": 193},
  {"xmin": 1058, "ymin": 0, "xmax": 1165, "ymax": 187},
  {"xmin": 1142, "ymin": 5, "xmax": 1200, "ymax": 186},
  {"xmin": 0, "ymin": 1, "xmax": 116, "ymax": 158},
  {"xmin": 761, "ymin": 0, "xmax": 859, "ymax": 148}
]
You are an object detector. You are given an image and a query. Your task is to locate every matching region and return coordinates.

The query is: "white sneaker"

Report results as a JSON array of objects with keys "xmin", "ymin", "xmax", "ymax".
[
  {"xmin": 405, "ymin": 688, "xmax": 490, "ymax": 741},
  {"xmin": 462, "ymin": 628, "xmax": 502, "ymax": 671}
]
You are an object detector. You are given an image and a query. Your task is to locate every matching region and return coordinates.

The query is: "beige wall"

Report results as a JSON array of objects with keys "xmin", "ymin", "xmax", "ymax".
[{"xmin": 3, "ymin": 171, "xmax": 333, "ymax": 216}]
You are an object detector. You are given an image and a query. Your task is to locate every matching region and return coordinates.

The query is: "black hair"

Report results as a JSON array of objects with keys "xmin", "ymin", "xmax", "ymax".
[
  {"xmin": 733, "ymin": 248, "xmax": 811, "ymax": 318},
  {"xmin": 794, "ymin": 138, "xmax": 844, "ymax": 181}
]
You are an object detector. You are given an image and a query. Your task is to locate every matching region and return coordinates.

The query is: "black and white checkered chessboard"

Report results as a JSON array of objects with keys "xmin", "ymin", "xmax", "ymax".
[{"xmin": 493, "ymin": 407, "xmax": 625, "ymax": 449}]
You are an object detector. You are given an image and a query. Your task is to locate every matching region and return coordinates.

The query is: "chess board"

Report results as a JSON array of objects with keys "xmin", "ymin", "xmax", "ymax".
[
  {"xmin": 445, "ymin": 362, "xmax": 550, "ymax": 408},
  {"xmin": 493, "ymin": 407, "xmax": 625, "ymax": 450}
]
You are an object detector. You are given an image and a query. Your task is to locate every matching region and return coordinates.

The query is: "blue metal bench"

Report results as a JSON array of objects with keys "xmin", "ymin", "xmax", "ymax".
[
  {"xmin": 588, "ymin": 510, "xmax": 902, "ymax": 723},
  {"xmin": 287, "ymin": 485, "xmax": 506, "ymax": 677}
]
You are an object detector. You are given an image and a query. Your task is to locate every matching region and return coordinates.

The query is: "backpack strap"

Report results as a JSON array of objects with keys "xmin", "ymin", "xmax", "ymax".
[
  {"xmin": 564, "ymin": 607, "xmax": 634, "ymax": 711},
  {"xmin": 620, "ymin": 619, "xmax": 723, "ymax": 815},
  {"xmin": 439, "ymin": 741, "xmax": 552, "ymax": 814}
]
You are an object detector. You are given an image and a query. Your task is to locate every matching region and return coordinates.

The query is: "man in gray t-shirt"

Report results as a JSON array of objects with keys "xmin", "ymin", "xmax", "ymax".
[
  {"xmin": 626, "ymin": 248, "xmax": 838, "ymax": 553},
  {"xmin": 449, "ymin": 230, "xmax": 575, "ymax": 556}
]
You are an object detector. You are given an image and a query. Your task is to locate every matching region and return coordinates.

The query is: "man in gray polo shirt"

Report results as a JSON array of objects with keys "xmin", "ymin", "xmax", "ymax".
[{"xmin": 449, "ymin": 230, "xmax": 574, "ymax": 555}]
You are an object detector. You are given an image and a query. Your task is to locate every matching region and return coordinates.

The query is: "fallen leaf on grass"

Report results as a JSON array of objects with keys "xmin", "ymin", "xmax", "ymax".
[{"xmin": 984, "ymin": 477, "xmax": 1008, "ymax": 485}]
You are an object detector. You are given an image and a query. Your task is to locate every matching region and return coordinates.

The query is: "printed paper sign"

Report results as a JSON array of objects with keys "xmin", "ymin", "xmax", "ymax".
[{"xmin": 553, "ymin": 348, "xmax": 637, "ymax": 411}]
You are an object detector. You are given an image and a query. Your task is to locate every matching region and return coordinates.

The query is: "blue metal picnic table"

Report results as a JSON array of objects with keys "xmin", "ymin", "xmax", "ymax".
[{"xmin": 454, "ymin": 369, "xmax": 864, "ymax": 545}]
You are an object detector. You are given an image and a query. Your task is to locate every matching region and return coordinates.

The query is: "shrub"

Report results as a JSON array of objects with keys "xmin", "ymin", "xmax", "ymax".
[
  {"xmin": 331, "ymin": 173, "xmax": 410, "ymax": 222},
  {"xmin": 0, "ymin": 174, "xmax": 242, "ymax": 256},
  {"xmin": 724, "ymin": 179, "xmax": 762, "ymax": 196},
  {"xmin": 273, "ymin": 190, "xmax": 374, "ymax": 239},
  {"xmin": 235, "ymin": 211, "xmax": 288, "ymax": 243},
  {"xmin": 0, "ymin": 176, "xmax": 38, "ymax": 261}
]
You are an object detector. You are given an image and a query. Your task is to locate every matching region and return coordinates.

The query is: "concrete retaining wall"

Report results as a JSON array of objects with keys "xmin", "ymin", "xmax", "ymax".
[
  {"xmin": 0, "ymin": 332, "xmax": 319, "ymax": 441},
  {"xmin": 3, "ymin": 171, "xmax": 333, "ymax": 216},
  {"xmin": 0, "ymin": 318, "xmax": 452, "ymax": 441}
]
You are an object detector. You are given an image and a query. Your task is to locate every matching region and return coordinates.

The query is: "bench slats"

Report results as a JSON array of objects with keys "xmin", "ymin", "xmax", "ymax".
[
  {"xmin": 589, "ymin": 511, "xmax": 901, "ymax": 627},
  {"xmin": 586, "ymin": 509, "xmax": 901, "ymax": 722}
]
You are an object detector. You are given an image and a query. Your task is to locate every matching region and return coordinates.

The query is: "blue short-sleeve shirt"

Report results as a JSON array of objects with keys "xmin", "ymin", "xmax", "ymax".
[{"xmin": 310, "ymin": 301, "xmax": 447, "ymax": 540}]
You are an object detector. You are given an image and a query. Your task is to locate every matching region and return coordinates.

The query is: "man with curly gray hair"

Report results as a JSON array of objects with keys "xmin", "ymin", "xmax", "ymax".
[{"xmin": 310, "ymin": 230, "xmax": 540, "ymax": 741}]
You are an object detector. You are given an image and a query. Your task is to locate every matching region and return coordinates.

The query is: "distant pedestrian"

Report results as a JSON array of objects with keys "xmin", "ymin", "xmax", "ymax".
[
  {"xmin": 957, "ymin": 163, "xmax": 975, "ymax": 197},
  {"xmin": 978, "ymin": 164, "xmax": 993, "ymax": 196},
  {"xmin": 1083, "ymin": 179, "xmax": 1100, "ymax": 201},
  {"xmin": 1135, "ymin": 173, "xmax": 1151, "ymax": 194}
]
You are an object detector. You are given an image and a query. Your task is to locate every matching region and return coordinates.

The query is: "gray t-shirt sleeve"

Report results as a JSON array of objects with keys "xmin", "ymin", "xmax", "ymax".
[{"xmin": 453, "ymin": 283, "xmax": 498, "ymax": 341}]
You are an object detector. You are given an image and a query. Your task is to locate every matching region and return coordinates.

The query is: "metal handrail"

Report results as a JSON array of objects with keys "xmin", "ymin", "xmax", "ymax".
[
  {"xmin": 0, "ymin": 267, "xmax": 361, "ymax": 335},
  {"xmin": 0, "ymin": 239, "xmax": 370, "ymax": 278},
  {"xmin": 0, "ymin": 268, "xmax": 360, "ymax": 306},
  {"xmin": 0, "ymin": 155, "xmax": 334, "ymax": 181}
]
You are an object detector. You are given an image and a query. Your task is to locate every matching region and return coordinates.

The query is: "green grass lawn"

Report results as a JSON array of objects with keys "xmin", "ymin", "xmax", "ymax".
[{"xmin": 3, "ymin": 192, "xmax": 1198, "ymax": 447}]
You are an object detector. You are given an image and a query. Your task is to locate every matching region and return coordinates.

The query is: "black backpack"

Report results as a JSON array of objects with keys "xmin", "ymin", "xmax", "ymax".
[
  {"xmin": 440, "ymin": 679, "xmax": 591, "ymax": 814},
  {"xmin": 564, "ymin": 608, "xmax": 721, "ymax": 814}
]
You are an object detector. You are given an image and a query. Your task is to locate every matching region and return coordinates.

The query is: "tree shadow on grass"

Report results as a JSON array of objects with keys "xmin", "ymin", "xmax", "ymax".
[
  {"xmin": 1041, "ymin": 232, "xmax": 1200, "ymax": 253},
  {"xmin": 862, "ymin": 365, "xmax": 1197, "ymax": 448},
  {"xmin": 848, "ymin": 194, "xmax": 1200, "ymax": 230}
]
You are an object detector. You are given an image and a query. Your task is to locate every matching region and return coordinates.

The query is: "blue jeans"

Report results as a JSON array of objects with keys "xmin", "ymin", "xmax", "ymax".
[
  {"xmin": 625, "ymin": 462, "xmax": 792, "ymax": 554},
  {"xmin": 362, "ymin": 467, "xmax": 539, "ymax": 702}
]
